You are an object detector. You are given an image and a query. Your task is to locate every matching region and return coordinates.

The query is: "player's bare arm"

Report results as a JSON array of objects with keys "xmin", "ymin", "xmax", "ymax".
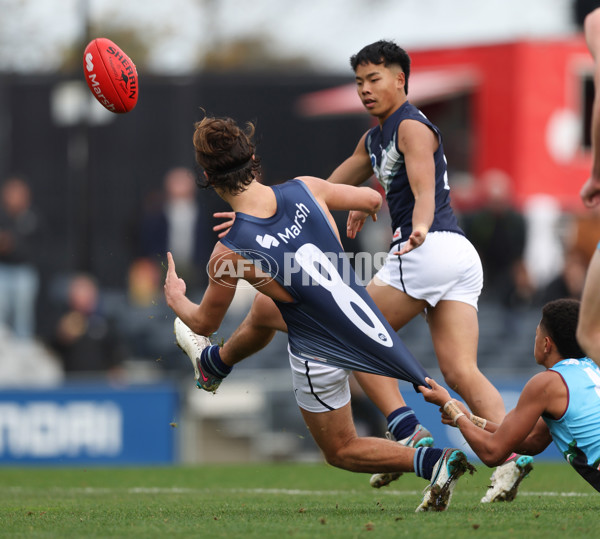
[
  {"xmin": 298, "ymin": 176, "xmax": 381, "ymax": 243},
  {"xmin": 476, "ymin": 373, "xmax": 562, "ymax": 463},
  {"xmin": 421, "ymin": 374, "xmax": 556, "ymax": 466},
  {"xmin": 300, "ymin": 176, "xmax": 381, "ymax": 215},
  {"xmin": 164, "ymin": 247, "xmax": 236, "ymax": 336},
  {"xmin": 326, "ymin": 133, "xmax": 378, "ymax": 239},
  {"xmin": 394, "ymin": 120, "xmax": 436, "ymax": 255},
  {"xmin": 327, "ymin": 132, "xmax": 374, "ymax": 186}
]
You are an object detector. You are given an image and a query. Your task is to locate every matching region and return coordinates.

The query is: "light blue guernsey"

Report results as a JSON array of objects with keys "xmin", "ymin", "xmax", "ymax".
[
  {"xmin": 544, "ymin": 357, "xmax": 600, "ymax": 492},
  {"xmin": 220, "ymin": 179, "xmax": 429, "ymax": 387},
  {"xmin": 365, "ymin": 101, "xmax": 463, "ymax": 244}
]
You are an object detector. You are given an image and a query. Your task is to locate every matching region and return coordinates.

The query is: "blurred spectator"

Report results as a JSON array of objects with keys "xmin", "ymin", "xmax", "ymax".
[
  {"xmin": 0, "ymin": 175, "xmax": 43, "ymax": 339},
  {"xmin": 120, "ymin": 257, "xmax": 179, "ymax": 365},
  {"xmin": 538, "ymin": 248, "xmax": 588, "ymax": 304},
  {"xmin": 49, "ymin": 273, "xmax": 126, "ymax": 378},
  {"xmin": 128, "ymin": 257, "xmax": 163, "ymax": 308},
  {"xmin": 138, "ymin": 167, "xmax": 211, "ymax": 297},
  {"xmin": 461, "ymin": 169, "xmax": 533, "ymax": 307}
]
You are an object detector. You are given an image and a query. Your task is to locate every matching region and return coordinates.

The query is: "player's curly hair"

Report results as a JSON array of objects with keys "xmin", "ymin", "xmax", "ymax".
[
  {"xmin": 541, "ymin": 298, "xmax": 585, "ymax": 359},
  {"xmin": 193, "ymin": 115, "xmax": 261, "ymax": 195},
  {"xmin": 350, "ymin": 40, "xmax": 411, "ymax": 94}
]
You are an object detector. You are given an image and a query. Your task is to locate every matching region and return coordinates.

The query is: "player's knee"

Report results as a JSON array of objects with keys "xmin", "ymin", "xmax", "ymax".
[
  {"xmin": 320, "ymin": 439, "xmax": 356, "ymax": 471},
  {"xmin": 440, "ymin": 364, "xmax": 474, "ymax": 393},
  {"xmin": 323, "ymin": 447, "xmax": 350, "ymax": 470}
]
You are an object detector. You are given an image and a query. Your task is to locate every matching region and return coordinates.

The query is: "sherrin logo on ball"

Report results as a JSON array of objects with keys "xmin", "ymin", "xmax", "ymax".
[{"xmin": 83, "ymin": 38, "xmax": 138, "ymax": 114}]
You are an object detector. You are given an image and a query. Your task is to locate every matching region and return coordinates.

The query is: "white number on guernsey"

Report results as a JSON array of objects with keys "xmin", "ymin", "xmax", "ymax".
[
  {"xmin": 295, "ymin": 243, "xmax": 393, "ymax": 347},
  {"xmin": 583, "ymin": 366, "xmax": 600, "ymax": 399},
  {"xmin": 442, "ymin": 155, "xmax": 450, "ymax": 190}
]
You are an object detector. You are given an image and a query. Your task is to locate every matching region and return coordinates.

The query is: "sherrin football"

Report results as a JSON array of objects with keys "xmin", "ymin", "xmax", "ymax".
[{"xmin": 83, "ymin": 38, "xmax": 138, "ymax": 113}]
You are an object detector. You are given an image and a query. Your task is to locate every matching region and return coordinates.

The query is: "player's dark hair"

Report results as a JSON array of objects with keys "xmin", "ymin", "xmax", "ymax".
[
  {"xmin": 350, "ymin": 40, "xmax": 411, "ymax": 94},
  {"xmin": 193, "ymin": 116, "xmax": 261, "ymax": 195},
  {"xmin": 540, "ymin": 299, "xmax": 586, "ymax": 359}
]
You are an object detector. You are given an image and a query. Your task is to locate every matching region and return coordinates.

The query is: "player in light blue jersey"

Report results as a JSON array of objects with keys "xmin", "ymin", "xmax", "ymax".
[
  {"xmin": 164, "ymin": 115, "xmax": 474, "ymax": 512},
  {"xmin": 421, "ymin": 298, "xmax": 600, "ymax": 493}
]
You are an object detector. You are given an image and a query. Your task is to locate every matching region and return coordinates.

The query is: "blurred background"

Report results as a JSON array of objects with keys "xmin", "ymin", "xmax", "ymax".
[{"xmin": 0, "ymin": 0, "xmax": 599, "ymax": 466}]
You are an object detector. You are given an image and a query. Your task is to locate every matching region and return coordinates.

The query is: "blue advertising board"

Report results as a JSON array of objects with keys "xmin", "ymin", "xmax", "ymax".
[{"xmin": 0, "ymin": 383, "xmax": 179, "ymax": 465}]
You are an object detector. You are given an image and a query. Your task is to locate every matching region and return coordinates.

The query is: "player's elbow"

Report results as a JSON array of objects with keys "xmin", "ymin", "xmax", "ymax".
[
  {"xmin": 364, "ymin": 189, "xmax": 382, "ymax": 213},
  {"xmin": 477, "ymin": 444, "xmax": 511, "ymax": 467},
  {"xmin": 480, "ymin": 453, "xmax": 508, "ymax": 468}
]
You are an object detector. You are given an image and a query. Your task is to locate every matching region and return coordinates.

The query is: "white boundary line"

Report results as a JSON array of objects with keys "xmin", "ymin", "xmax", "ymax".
[{"xmin": 3, "ymin": 486, "xmax": 595, "ymax": 497}]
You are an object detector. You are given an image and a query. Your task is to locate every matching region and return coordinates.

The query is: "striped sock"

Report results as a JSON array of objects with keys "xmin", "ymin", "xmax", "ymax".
[
  {"xmin": 387, "ymin": 406, "xmax": 419, "ymax": 441},
  {"xmin": 413, "ymin": 447, "xmax": 444, "ymax": 480},
  {"xmin": 200, "ymin": 345, "xmax": 232, "ymax": 379}
]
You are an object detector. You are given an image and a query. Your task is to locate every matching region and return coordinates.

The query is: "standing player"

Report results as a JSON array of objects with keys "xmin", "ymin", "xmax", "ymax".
[
  {"xmin": 578, "ymin": 7, "xmax": 600, "ymax": 363},
  {"xmin": 210, "ymin": 40, "xmax": 529, "ymax": 502},
  {"xmin": 164, "ymin": 114, "xmax": 474, "ymax": 512},
  {"xmin": 420, "ymin": 299, "xmax": 600, "ymax": 494}
]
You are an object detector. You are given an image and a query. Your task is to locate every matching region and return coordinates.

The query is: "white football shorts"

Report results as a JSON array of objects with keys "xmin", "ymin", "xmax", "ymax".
[
  {"xmin": 374, "ymin": 230, "xmax": 483, "ymax": 309},
  {"xmin": 288, "ymin": 348, "xmax": 351, "ymax": 413}
]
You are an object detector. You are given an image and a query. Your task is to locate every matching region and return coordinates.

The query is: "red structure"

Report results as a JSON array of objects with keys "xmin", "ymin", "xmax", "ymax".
[{"xmin": 298, "ymin": 37, "xmax": 594, "ymax": 211}]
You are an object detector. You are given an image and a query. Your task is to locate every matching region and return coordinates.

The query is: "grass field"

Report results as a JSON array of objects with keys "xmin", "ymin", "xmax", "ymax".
[{"xmin": 1, "ymin": 462, "xmax": 598, "ymax": 538}]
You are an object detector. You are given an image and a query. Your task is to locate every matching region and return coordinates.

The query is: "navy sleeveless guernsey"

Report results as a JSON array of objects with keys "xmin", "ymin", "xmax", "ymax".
[
  {"xmin": 365, "ymin": 101, "xmax": 464, "ymax": 244},
  {"xmin": 220, "ymin": 179, "xmax": 429, "ymax": 387}
]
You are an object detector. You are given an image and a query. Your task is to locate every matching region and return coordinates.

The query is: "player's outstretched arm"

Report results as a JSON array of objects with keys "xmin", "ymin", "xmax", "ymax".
[
  {"xmin": 327, "ymin": 132, "xmax": 374, "ymax": 186},
  {"xmin": 394, "ymin": 120, "xmax": 435, "ymax": 255},
  {"xmin": 164, "ymin": 248, "xmax": 236, "ymax": 336},
  {"xmin": 300, "ymin": 176, "xmax": 382, "ymax": 217},
  {"xmin": 420, "ymin": 376, "xmax": 551, "ymax": 466}
]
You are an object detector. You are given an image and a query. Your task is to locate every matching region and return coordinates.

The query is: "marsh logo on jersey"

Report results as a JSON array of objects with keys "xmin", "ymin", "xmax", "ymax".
[
  {"xmin": 256, "ymin": 234, "xmax": 280, "ymax": 249},
  {"xmin": 275, "ymin": 202, "xmax": 310, "ymax": 244}
]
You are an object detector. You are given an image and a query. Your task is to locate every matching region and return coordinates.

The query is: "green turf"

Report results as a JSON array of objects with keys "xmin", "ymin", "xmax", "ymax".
[{"xmin": 0, "ymin": 462, "xmax": 598, "ymax": 538}]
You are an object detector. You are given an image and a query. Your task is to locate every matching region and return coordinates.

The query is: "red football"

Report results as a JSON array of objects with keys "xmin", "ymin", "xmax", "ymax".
[{"xmin": 83, "ymin": 38, "xmax": 138, "ymax": 113}]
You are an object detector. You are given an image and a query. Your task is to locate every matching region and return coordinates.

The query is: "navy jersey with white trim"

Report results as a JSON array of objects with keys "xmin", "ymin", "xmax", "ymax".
[
  {"xmin": 220, "ymin": 179, "xmax": 428, "ymax": 386},
  {"xmin": 365, "ymin": 101, "xmax": 463, "ymax": 242}
]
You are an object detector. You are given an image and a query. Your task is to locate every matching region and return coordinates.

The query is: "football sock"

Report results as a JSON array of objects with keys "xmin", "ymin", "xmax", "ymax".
[
  {"xmin": 413, "ymin": 447, "xmax": 443, "ymax": 481},
  {"xmin": 387, "ymin": 406, "xmax": 419, "ymax": 441},
  {"xmin": 200, "ymin": 345, "xmax": 232, "ymax": 379}
]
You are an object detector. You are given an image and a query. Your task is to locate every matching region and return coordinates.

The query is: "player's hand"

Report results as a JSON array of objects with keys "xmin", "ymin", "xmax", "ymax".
[
  {"xmin": 440, "ymin": 400, "xmax": 469, "ymax": 426},
  {"xmin": 164, "ymin": 252, "xmax": 187, "ymax": 308},
  {"xmin": 213, "ymin": 212, "xmax": 236, "ymax": 238},
  {"xmin": 580, "ymin": 177, "xmax": 600, "ymax": 208},
  {"xmin": 393, "ymin": 227, "xmax": 427, "ymax": 256},
  {"xmin": 418, "ymin": 377, "xmax": 452, "ymax": 406},
  {"xmin": 346, "ymin": 210, "xmax": 376, "ymax": 239}
]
